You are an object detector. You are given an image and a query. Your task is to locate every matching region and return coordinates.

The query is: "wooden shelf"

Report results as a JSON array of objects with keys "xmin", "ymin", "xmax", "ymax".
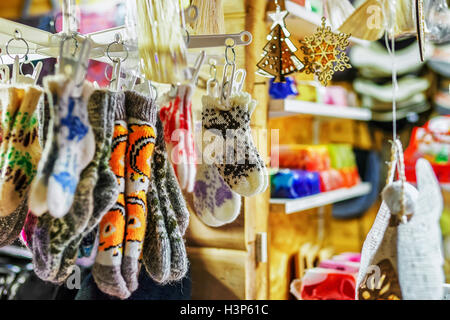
[
  {"xmin": 270, "ymin": 182, "xmax": 372, "ymax": 214},
  {"xmin": 280, "ymin": 0, "xmax": 369, "ymax": 45},
  {"xmin": 269, "ymin": 99, "xmax": 372, "ymax": 121}
]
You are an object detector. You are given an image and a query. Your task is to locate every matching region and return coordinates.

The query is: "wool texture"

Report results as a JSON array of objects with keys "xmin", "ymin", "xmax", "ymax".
[
  {"xmin": 93, "ymin": 93, "xmax": 131, "ymax": 299},
  {"xmin": 201, "ymin": 92, "xmax": 267, "ymax": 197},
  {"xmin": 0, "ymin": 86, "xmax": 43, "ymax": 217},
  {"xmin": 122, "ymin": 90, "xmax": 157, "ymax": 292}
]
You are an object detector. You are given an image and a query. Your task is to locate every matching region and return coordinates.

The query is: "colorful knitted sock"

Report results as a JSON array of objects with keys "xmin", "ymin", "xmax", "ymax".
[
  {"xmin": 0, "ymin": 86, "xmax": 23, "ymax": 175},
  {"xmin": 32, "ymin": 89, "xmax": 116, "ymax": 283},
  {"xmin": 28, "ymin": 81, "xmax": 58, "ymax": 216},
  {"xmin": 193, "ymin": 162, "xmax": 241, "ymax": 227},
  {"xmin": 122, "ymin": 91, "xmax": 157, "ymax": 292},
  {"xmin": 201, "ymin": 92, "xmax": 265, "ymax": 197},
  {"xmin": 160, "ymin": 84, "xmax": 196, "ymax": 192},
  {"xmin": 0, "ymin": 86, "xmax": 43, "ymax": 217},
  {"xmin": 52, "ymin": 90, "xmax": 119, "ymax": 284},
  {"xmin": 93, "ymin": 96, "xmax": 131, "ymax": 299},
  {"xmin": 46, "ymin": 76, "xmax": 96, "ymax": 218}
]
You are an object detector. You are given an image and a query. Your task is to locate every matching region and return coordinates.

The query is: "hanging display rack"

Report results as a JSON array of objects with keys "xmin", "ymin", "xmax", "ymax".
[{"xmin": 0, "ymin": 0, "xmax": 253, "ymax": 67}]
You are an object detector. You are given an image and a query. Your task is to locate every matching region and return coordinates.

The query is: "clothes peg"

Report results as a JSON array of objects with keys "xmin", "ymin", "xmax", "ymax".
[
  {"xmin": 11, "ymin": 55, "xmax": 42, "ymax": 86},
  {"xmin": 189, "ymin": 50, "xmax": 206, "ymax": 85},
  {"xmin": 0, "ymin": 65, "xmax": 10, "ymax": 84},
  {"xmin": 121, "ymin": 72, "xmax": 137, "ymax": 91},
  {"xmin": 232, "ymin": 68, "xmax": 246, "ymax": 95},
  {"xmin": 58, "ymin": 35, "xmax": 92, "ymax": 96},
  {"xmin": 108, "ymin": 59, "xmax": 122, "ymax": 92},
  {"xmin": 134, "ymin": 79, "xmax": 157, "ymax": 101}
]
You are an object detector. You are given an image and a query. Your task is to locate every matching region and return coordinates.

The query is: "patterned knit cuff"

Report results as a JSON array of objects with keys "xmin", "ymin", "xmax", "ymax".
[
  {"xmin": 114, "ymin": 91, "xmax": 126, "ymax": 121},
  {"xmin": 125, "ymin": 90, "xmax": 157, "ymax": 125}
]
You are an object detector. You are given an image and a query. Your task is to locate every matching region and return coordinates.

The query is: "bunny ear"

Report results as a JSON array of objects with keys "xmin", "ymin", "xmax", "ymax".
[{"xmin": 416, "ymin": 158, "xmax": 443, "ymax": 219}]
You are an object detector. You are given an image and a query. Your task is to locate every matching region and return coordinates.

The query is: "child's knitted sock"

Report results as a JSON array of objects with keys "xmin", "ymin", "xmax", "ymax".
[
  {"xmin": 51, "ymin": 90, "xmax": 119, "ymax": 284},
  {"xmin": 0, "ymin": 86, "xmax": 43, "ymax": 217},
  {"xmin": 122, "ymin": 91, "xmax": 157, "ymax": 292},
  {"xmin": 155, "ymin": 116, "xmax": 190, "ymax": 235},
  {"xmin": 142, "ymin": 173, "xmax": 171, "ymax": 284},
  {"xmin": 201, "ymin": 92, "xmax": 265, "ymax": 197},
  {"xmin": 46, "ymin": 77, "xmax": 95, "ymax": 218},
  {"xmin": 152, "ymin": 116, "xmax": 188, "ymax": 281},
  {"xmin": 0, "ymin": 196, "xmax": 28, "ymax": 246},
  {"xmin": 93, "ymin": 96, "xmax": 131, "ymax": 299},
  {"xmin": 0, "ymin": 86, "xmax": 24, "ymax": 174},
  {"xmin": 31, "ymin": 89, "xmax": 116, "ymax": 283},
  {"xmin": 28, "ymin": 81, "xmax": 58, "ymax": 216},
  {"xmin": 193, "ymin": 163, "xmax": 241, "ymax": 227},
  {"xmin": 160, "ymin": 85, "xmax": 196, "ymax": 192}
]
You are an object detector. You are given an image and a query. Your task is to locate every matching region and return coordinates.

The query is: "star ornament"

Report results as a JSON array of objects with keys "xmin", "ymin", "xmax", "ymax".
[
  {"xmin": 269, "ymin": 6, "xmax": 289, "ymax": 33},
  {"xmin": 299, "ymin": 17, "xmax": 351, "ymax": 86}
]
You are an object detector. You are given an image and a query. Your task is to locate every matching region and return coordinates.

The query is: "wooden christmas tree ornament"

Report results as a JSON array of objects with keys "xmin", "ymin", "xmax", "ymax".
[{"xmin": 256, "ymin": 2, "xmax": 304, "ymax": 83}]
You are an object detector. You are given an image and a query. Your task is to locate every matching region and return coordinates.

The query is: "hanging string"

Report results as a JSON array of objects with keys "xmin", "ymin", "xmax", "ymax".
[{"xmin": 382, "ymin": 0, "xmax": 399, "ymax": 141}]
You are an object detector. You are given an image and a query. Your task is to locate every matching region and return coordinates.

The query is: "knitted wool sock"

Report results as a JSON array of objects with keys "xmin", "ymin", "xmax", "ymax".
[
  {"xmin": 201, "ymin": 92, "xmax": 265, "ymax": 197},
  {"xmin": 0, "ymin": 86, "xmax": 24, "ymax": 175},
  {"xmin": 157, "ymin": 114, "xmax": 190, "ymax": 235},
  {"xmin": 142, "ymin": 173, "xmax": 171, "ymax": 284},
  {"xmin": 52, "ymin": 91, "xmax": 119, "ymax": 284},
  {"xmin": 32, "ymin": 89, "xmax": 116, "ymax": 283},
  {"xmin": 152, "ymin": 116, "xmax": 188, "ymax": 281},
  {"xmin": 122, "ymin": 91, "xmax": 157, "ymax": 292},
  {"xmin": 0, "ymin": 86, "xmax": 43, "ymax": 217},
  {"xmin": 28, "ymin": 80, "xmax": 59, "ymax": 216},
  {"xmin": 93, "ymin": 97, "xmax": 131, "ymax": 299},
  {"xmin": 162, "ymin": 160, "xmax": 189, "ymax": 281},
  {"xmin": 193, "ymin": 163, "xmax": 241, "ymax": 227},
  {"xmin": 0, "ymin": 196, "xmax": 28, "ymax": 246},
  {"xmin": 160, "ymin": 84, "xmax": 196, "ymax": 192},
  {"xmin": 46, "ymin": 76, "xmax": 96, "ymax": 218}
]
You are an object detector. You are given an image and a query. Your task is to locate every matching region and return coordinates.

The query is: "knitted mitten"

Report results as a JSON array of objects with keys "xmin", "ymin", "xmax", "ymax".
[
  {"xmin": 93, "ymin": 94, "xmax": 131, "ymax": 299},
  {"xmin": 122, "ymin": 91, "xmax": 157, "ymax": 292},
  {"xmin": 0, "ymin": 86, "xmax": 42, "ymax": 217},
  {"xmin": 45, "ymin": 76, "xmax": 96, "ymax": 218},
  {"xmin": 201, "ymin": 92, "xmax": 266, "ymax": 197},
  {"xmin": 193, "ymin": 162, "xmax": 241, "ymax": 227},
  {"xmin": 159, "ymin": 84, "xmax": 197, "ymax": 192}
]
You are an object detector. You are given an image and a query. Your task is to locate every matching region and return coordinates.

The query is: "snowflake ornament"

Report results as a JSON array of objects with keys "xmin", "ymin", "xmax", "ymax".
[{"xmin": 300, "ymin": 17, "xmax": 351, "ymax": 86}]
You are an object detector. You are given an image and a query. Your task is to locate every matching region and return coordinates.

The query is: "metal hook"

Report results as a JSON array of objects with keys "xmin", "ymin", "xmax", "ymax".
[
  {"xmin": 6, "ymin": 30, "xmax": 29, "ymax": 61},
  {"xmin": 106, "ymin": 33, "xmax": 128, "ymax": 64},
  {"xmin": 19, "ymin": 55, "xmax": 36, "ymax": 77},
  {"xmin": 184, "ymin": 29, "xmax": 191, "ymax": 46}
]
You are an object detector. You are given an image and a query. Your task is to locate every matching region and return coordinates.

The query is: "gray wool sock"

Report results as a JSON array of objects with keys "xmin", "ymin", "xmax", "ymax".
[
  {"xmin": 142, "ymin": 173, "xmax": 171, "ymax": 284},
  {"xmin": 154, "ymin": 114, "xmax": 190, "ymax": 235},
  {"xmin": 32, "ymin": 89, "xmax": 117, "ymax": 283},
  {"xmin": 165, "ymin": 152, "xmax": 190, "ymax": 236},
  {"xmin": 152, "ymin": 116, "xmax": 188, "ymax": 282},
  {"xmin": 0, "ymin": 195, "xmax": 28, "ymax": 247},
  {"xmin": 52, "ymin": 91, "xmax": 120, "ymax": 284}
]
